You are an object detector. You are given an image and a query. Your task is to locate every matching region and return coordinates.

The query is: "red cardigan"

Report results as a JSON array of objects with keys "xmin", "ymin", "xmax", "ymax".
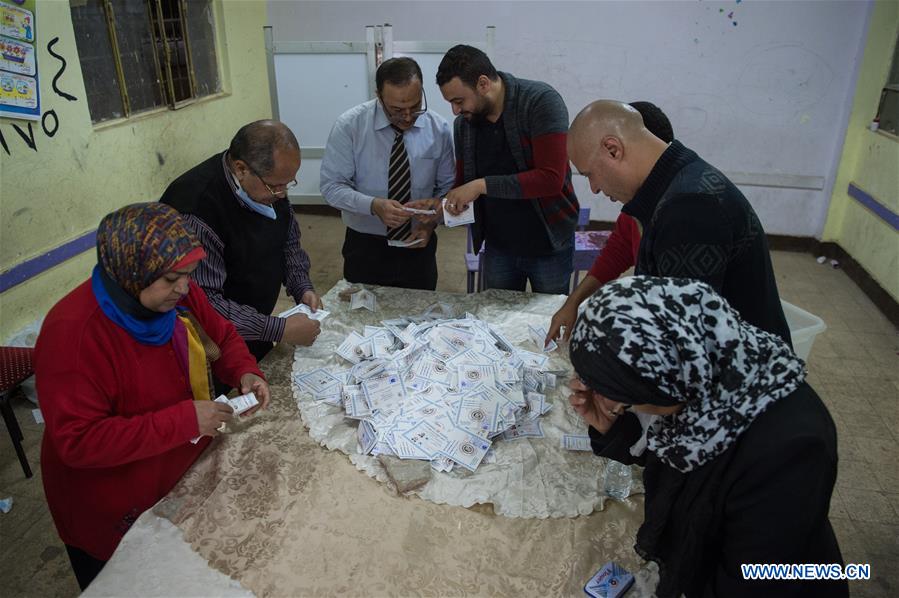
[
  {"xmin": 35, "ymin": 279, "xmax": 262, "ymax": 560},
  {"xmin": 588, "ymin": 213, "xmax": 641, "ymax": 284}
]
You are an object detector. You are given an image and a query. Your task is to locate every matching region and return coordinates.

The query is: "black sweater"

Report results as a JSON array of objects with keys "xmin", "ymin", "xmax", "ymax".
[
  {"xmin": 160, "ymin": 153, "xmax": 292, "ymax": 318},
  {"xmin": 589, "ymin": 383, "xmax": 846, "ymax": 598},
  {"xmin": 622, "ymin": 142, "xmax": 792, "ymax": 346}
]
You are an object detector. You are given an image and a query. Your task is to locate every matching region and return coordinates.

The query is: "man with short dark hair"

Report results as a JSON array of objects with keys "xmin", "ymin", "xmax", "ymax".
[
  {"xmin": 161, "ymin": 120, "xmax": 321, "ymax": 366},
  {"xmin": 437, "ymin": 45, "xmax": 579, "ymax": 294},
  {"xmin": 320, "ymin": 57, "xmax": 455, "ymax": 290}
]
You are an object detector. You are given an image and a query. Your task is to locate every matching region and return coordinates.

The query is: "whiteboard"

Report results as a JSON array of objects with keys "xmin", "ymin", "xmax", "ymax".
[
  {"xmin": 269, "ymin": 1, "xmax": 872, "ymax": 235},
  {"xmin": 273, "ymin": 53, "xmax": 370, "ymax": 203},
  {"xmin": 273, "ymin": 52, "xmax": 370, "ymax": 148}
]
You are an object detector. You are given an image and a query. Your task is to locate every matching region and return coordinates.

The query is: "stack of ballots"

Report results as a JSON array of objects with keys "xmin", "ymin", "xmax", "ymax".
[{"xmin": 292, "ymin": 303, "xmax": 562, "ymax": 474}]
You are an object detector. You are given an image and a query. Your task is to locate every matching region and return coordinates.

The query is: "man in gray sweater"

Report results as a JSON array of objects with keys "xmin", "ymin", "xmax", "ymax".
[{"xmin": 437, "ymin": 45, "xmax": 580, "ymax": 294}]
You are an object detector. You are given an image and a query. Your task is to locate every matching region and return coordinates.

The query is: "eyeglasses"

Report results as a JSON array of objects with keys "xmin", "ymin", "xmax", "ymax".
[
  {"xmin": 382, "ymin": 88, "xmax": 428, "ymax": 122},
  {"xmin": 247, "ymin": 164, "xmax": 298, "ymax": 199}
]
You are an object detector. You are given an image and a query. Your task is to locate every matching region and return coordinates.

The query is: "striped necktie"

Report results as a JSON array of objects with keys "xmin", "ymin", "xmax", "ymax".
[{"xmin": 386, "ymin": 125, "xmax": 412, "ymax": 240}]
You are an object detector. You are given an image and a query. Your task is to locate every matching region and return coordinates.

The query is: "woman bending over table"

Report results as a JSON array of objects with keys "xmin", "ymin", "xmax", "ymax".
[{"xmin": 568, "ymin": 276, "xmax": 846, "ymax": 598}]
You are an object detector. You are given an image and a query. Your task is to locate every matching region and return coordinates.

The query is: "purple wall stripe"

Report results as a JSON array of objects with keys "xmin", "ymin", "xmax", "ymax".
[
  {"xmin": 0, "ymin": 230, "xmax": 96, "ymax": 294},
  {"xmin": 848, "ymin": 182, "xmax": 899, "ymax": 232}
]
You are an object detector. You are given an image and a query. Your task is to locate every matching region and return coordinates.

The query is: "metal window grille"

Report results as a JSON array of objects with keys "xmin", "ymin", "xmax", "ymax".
[
  {"xmin": 70, "ymin": 0, "xmax": 221, "ymax": 123},
  {"xmin": 873, "ymin": 31, "xmax": 899, "ymax": 136}
]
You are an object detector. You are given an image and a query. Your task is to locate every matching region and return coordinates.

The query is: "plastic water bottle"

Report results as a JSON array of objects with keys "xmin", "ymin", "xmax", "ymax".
[{"xmin": 603, "ymin": 460, "xmax": 632, "ymax": 500}]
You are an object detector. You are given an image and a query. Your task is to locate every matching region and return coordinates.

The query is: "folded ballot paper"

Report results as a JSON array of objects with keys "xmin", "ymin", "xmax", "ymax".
[
  {"xmin": 401, "ymin": 206, "xmax": 437, "ymax": 216},
  {"xmin": 441, "ymin": 197, "xmax": 475, "ymax": 227},
  {"xmin": 190, "ymin": 392, "xmax": 259, "ymax": 444},
  {"xmin": 277, "ymin": 303, "xmax": 330, "ymax": 321},
  {"xmin": 292, "ymin": 304, "xmax": 566, "ymax": 474},
  {"xmin": 350, "ymin": 289, "xmax": 378, "ymax": 311},
  {"xmin": 387, "ymin": 237, "xmax": 424, "ymax": 248}
]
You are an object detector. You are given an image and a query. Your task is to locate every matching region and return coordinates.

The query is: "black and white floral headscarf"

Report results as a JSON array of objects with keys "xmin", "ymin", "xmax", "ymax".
[{"xmin": 570, "ymin": 276, "xmax": 805, "ymax": 473}]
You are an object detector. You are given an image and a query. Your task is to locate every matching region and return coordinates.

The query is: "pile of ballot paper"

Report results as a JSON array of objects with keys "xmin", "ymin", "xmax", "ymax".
[{"xmin": 293, "ymin": 303, "xmax": 563, "ymax": 474}]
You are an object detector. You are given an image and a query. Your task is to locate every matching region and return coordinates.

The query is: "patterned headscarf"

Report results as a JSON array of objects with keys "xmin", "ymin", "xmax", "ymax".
[
  {"xmin": 570, "ymin": 276, "xmax": 805, "ymax": 473},
  {"xmin": 96, "ymin": 203, "xmax": 203, "ymax": 298}
]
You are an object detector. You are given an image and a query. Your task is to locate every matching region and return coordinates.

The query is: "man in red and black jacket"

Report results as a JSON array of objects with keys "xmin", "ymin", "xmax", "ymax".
[{"xmin": 438, "ymin": 45, "xmax": 579, "ymax": 294}]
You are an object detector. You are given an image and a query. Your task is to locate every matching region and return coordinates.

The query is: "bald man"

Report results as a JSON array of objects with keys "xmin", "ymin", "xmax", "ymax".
[
  {"xmin": 161, "ymin": 120, "xmax": 321, "ymax": 369},
  {"xmin": 568, "ymin": 100, "xmax": 791, "ymax": 345}
]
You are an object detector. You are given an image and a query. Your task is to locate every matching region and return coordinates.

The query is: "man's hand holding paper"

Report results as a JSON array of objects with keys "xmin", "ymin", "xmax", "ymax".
[
  {"xmin": 443, "ymin": 178, "xmax": 485, "ymax": 216},
  {"xmin": 371, "ymin": 197, "xmax": 412, "ymax": 229}
]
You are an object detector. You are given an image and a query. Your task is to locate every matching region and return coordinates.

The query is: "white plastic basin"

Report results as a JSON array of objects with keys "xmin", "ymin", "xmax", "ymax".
[{"xmin": 782, "ymin": 300, "xmax": 827, "ymax": 361}]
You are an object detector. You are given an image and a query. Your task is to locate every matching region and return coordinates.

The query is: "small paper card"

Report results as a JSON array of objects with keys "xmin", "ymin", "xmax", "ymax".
[
  {"xmin": 440, "ymin": 426, "xmax": 492, "ymax": 472},
  {"xmin": 501, "ymin": 419, "xmax": 545, "ymax": 441},
  {"xmin": 441, "ymin": 197, "xmax": 475, "ymax": 227},
  {"xmin": 277, "ymin": 303, "xmax": 330, "ymax": 321},
  {"xmin": 561, "ymin": 434, "xmax": 592, "ymax": 451},
  {"xmin": 228, "ymin": 392, "xmax": 259, "ymax": 415},
  {"xmin": 293, "ymin": 368, "xmax": 341, "ymax": 396},
  {"xmin": 387, "ymin": 237, "xmax": 425, "ymax": 248},
  {"xmin": 343, "ymin": 385, "xmax": 372, "ymax": 419},
  {"xmin": 350, "ymin": 289, "xmax": 378, "ymax": 311},
  {"xmin": 190, "ymin": 394, "xmax": 255, "ymax": 444},
  {"xmin": 528, "ymin": 324, "xmax": 558, "ymax": 353},
  {"xmin": 402, "ymin": 206, "xmax": 437, "ymax": 215},
  {"xmin": 401, "ymin": 420, "xmax": 449, "ymax": 459},
  {"xmin": 357, "ymin": 420, "xmax": 378, "ymax": 455},
  {"xmin": 337, "ymin": 331, "xmax": 369, "ymax": 364}
]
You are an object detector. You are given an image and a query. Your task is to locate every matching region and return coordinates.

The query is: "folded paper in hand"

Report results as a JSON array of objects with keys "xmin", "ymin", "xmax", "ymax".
[
  {"xmin": 387, "ymin": 237, "xmax": 424, "ymax": 248},
  {"xmin": 402, "ymin": 206, "xmax": 437, "ymax": 215},
  {"xmin": 278, "ymin": 302, "xmax": 330, "ymax": 321},
  {"xmin": 442, "ymin": 197, "xmax": 475, "ymax": 227},
  {"xmin": 190, "ymin": 393, "xmax": 259, "ymax": 444}
]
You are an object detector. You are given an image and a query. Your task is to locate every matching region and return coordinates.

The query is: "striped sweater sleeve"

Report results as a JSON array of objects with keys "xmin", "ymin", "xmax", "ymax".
[
  {"xmin": 283, "ymin": 213, "xmax": 315, "ymax": 303},
  {"xmin": 182, "ymin": 214, "xmax": 286, "ymax": 343}
]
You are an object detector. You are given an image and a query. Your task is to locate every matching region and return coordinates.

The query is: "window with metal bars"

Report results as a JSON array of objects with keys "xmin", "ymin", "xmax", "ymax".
[
  {"xmin": 70, "ymin": 0, "xmax": 221, "ymax": 124},
  {"xmin": 873, "ymin": 31, "xmax": 899, "ymax": 137}
]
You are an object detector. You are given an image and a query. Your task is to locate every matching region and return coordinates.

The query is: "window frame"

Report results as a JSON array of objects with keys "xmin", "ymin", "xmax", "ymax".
[
  {"xmin": 872, "ymin": 31, "xmax": 899, "ymax": 138},
  {"xmin": 75, "ymin": 0, "xmax": 223, "ymax": 124}
]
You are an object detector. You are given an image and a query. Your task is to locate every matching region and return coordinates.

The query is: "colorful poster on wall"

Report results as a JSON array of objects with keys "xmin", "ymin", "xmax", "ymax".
[
  {"xmin": 0, "ymin": 0, "xmax": 39, "ymax": 121},
  {"xmin": 0, "ymin": 37, "xmax": 35, "ymax": 75}
]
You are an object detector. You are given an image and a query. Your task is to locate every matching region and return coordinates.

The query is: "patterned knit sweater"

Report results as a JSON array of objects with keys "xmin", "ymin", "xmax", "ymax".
[
  {"xmin": 622, "ymin": 141, "xmax": 792, "ymax": 346},
  {"xmin": 453, "ymin": 71, "xmax": 579, "ymax": 252}
]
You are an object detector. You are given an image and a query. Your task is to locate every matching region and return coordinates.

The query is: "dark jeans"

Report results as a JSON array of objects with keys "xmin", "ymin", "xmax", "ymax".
[
  {"xmin": 342, "ymin": 227, "xmax": 438, "ymax": 290},
  {"xmin": 483, "ymin": 243, "xmax": 573, "ymax": 294},
  {"xmin": 65, "ymin": 544, "xmax": 107, "ymax": 591}
]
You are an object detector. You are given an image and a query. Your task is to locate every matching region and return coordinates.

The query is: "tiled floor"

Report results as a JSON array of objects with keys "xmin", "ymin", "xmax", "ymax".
[{"xmin": 1, "ymin": 214, "xmax": 897, "ymax": 597}]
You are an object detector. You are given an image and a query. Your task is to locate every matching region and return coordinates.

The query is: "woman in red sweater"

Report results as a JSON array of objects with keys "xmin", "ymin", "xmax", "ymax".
[
  {"xmin": 547, "ymin": 101, "xmax": 673, "ymax": 343},
  {"xmin": 35, "ymin": 203, "xmax": 269, "ymax": 590}
]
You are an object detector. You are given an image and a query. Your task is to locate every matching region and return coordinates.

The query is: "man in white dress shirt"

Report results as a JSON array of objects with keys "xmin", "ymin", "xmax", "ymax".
[{"xmin": 320, "ymin": 57, "xmax": 455, "ymax": 290}]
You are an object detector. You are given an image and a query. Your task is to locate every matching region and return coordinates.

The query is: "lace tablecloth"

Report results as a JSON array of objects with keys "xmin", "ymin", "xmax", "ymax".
[
  {"xmin": 84, "ymin": 282, "xmax": 656, "ymax": 597},
  {"xmin": 293, "ymin": 280, "xmax": 644, "ymax": 518}
]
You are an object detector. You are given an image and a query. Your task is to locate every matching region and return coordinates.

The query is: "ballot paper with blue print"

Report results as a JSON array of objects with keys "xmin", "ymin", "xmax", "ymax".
[{"xmin": 292, "ymin": 307, "xmax": 561, "ymax": 473}]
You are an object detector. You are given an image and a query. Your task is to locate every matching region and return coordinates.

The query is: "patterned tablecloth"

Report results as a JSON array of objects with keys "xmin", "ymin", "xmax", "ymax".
[{"xmin": 84, "ymin": 282, "xmax": 658, "ymax": 597}]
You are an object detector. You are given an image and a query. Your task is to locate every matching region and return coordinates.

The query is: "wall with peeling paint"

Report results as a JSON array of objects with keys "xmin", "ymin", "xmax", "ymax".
[
  {"xmin": 823, "ymin": 0, "xmax": 899, "ymax": 302},
  {"xmin": 0, "ymin": 1, "xmax": 271, "ymax": 339}
]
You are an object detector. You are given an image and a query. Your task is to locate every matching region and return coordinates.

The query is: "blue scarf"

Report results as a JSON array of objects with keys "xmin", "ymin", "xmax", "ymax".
[{"xmin": 91, "ymin": 265, "xmax": 177, "ymax": 346}]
